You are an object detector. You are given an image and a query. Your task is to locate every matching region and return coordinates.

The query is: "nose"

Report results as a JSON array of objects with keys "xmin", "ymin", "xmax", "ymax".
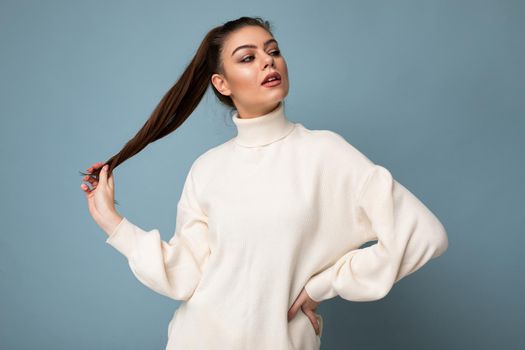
[{"xmin": 263, "ymin": 53, "xmax": 275, "ymax": 69}]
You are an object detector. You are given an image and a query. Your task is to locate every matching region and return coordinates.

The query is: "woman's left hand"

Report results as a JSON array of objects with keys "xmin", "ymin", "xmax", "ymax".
[{"xmin": 287, "ymin": 287, "xmax": 321, "ymax": 335}]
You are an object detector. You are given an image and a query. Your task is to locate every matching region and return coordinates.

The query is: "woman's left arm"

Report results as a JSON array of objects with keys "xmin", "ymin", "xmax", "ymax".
[{"xmin": 304, "ymin": 164, "xmax": 449, "ymax": 303}]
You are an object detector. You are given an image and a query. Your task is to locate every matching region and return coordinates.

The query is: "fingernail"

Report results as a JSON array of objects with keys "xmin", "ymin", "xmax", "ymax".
[{"xmin": 103, "ymin": 165, "xmax": 108, "ymax": 171}]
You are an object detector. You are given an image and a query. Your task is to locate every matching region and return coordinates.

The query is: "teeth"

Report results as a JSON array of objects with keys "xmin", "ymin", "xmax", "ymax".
[{"xmin": 265, "ymin": 77, "xmax": 277, "ymax": 83}]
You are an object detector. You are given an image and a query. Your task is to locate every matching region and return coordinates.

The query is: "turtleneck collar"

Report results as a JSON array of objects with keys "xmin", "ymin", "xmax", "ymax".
[{"xmin": 231, "ymin": 100, "xmax": 296, "ymax": 147}]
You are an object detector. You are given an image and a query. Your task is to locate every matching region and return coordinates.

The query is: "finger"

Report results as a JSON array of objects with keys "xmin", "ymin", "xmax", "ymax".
[
  {"xmin": 86, "ymin": 163, "xmax": 98, "ymax": 172},
  {"xmin": 108, "ymin": 171, "xmax": 114, "ymax": 188},
  {"xmin": 303, "ymin": 309, "xmax": 320, "ymax": 335},
  {"xmin": 287, "ymin": 300, "xmax": 301, "ymax": 322},
  {"xmin": 289, "ymin": 289, "xmax": 309, "ymax": 322},
  {"xmin": 87, "ymin": 162, "xmax": 105, "ymax": 173},
  {"xmin": 98, "ymin": 164, "xmax": 108, "ymax": 184},
  {"xmin": 80, "ymin": 183, "xmax": 92, "ymax": 194},
  {"xmin": 83, "ymin": 175, "xmax": 97, "ymax": 185}
]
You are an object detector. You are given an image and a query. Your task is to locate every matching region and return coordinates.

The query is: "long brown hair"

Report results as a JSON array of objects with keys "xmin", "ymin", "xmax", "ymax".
[{"xmin": 79, "ymin": 16, "xmax": 274, "ymax": 204}]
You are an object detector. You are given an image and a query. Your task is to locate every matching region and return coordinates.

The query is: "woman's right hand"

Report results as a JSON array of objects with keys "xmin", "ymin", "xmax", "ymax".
[{"xmin": 80, "ymin": 162, "xmax": 123, "ymax": 236}]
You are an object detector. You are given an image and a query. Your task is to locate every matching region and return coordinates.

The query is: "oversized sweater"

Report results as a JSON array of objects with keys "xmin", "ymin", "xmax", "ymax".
[{"xmin": 105, "ymin": 100, "xmax": 449, "ymax": 350}]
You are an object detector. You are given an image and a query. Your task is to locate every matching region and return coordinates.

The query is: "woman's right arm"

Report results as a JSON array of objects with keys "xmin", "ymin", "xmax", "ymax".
[{"xmin": 81, "ymin": 162, "xmax": 211, "ymax": 301}]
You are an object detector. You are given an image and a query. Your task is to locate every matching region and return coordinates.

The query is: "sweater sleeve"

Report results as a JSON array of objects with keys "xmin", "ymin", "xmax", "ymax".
[
  {"xmin": 304, "ymin": 164, "xmax": 449, "ymax": 303},
  {"xmin": 105, "ymin": 165, "xmax": 211, "ymax": 301}
]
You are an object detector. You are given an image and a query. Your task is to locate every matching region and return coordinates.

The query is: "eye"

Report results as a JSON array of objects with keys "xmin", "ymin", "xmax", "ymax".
[
  {"xmin": 240, "ymin": 50, "xmax": 281, "ymax": 63},
  {"xmin": 241, "ymin": 55, "xmax": 255, "ymax": 63}
]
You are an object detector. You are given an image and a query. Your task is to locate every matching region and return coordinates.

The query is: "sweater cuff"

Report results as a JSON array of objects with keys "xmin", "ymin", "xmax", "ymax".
[
  {"xmin": 105, "ymin": 217, "xmax": 136, "ymax": 258},
  {"xmin": 304, "ymin": 265, "xmax": 338, "ymax": 302}
]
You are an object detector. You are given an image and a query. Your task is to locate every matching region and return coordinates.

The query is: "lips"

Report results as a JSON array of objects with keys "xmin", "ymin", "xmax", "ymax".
[{"xmin": 262, "ymin": 72, "xmax": 281, "ymax": 85}]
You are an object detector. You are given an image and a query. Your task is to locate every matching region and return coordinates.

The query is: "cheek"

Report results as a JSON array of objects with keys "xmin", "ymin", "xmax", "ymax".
[
  {"xmin": 232, "ymin": 67, "xmax": 259, "ymax": 89},
  {"xmin": 279, "ymin": 60, "xmax": 289, "ymax": 79}
]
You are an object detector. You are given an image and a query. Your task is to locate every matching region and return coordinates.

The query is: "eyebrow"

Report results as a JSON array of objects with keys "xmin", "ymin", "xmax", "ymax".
[{"xmin": 231, "ymin": 38, "xmax": 278, "ymax": 57}]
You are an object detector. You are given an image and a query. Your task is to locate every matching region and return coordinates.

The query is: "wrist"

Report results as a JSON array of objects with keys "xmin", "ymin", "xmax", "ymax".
[{"xmin": 101, "ymin": 213, "xmax": 124, "ymax": 237}]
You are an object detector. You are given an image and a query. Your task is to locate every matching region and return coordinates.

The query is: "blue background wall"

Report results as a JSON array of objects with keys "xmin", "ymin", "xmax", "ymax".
[{"xmin": 1, "ymin": 0, "xmax": 523, "ymax": 349}]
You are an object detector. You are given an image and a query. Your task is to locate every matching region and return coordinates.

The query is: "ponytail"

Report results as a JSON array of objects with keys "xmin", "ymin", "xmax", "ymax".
[{"xmin": 79, "ymin": 16, "xmax": 273, "ymax": 204}]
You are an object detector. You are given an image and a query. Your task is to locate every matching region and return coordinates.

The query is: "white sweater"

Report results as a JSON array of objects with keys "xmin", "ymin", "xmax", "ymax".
[{"xmin": 105, "ymin": 100, "xmax": 449, "ymax": 350}]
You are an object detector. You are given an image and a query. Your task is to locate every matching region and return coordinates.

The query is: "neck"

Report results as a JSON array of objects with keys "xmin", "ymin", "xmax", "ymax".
[
  {"xmin": 236, "ymin": 102, "xmax": 280, "ymax": 119},
  {"xmin": 232, "ymin": 100, "xmax": 296, "ymax": 147}
]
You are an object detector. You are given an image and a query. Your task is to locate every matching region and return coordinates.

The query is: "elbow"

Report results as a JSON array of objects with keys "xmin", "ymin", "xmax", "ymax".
[
  {"xmin": 373, "ymin": 283, "xmax": 394, "ymax": 301},
  {"xmin": 166, "ymin": 265, "xmax": 203, "ymax": 301},
  {"xmin": 366, "ymin": 274, "xmax": 396, "ymax": 302},
  {"xmin": 430, "ymin": 221, "xmax": 449, "ymax": 258},
  {"xmin": 168, "ymin": 287, "xmax": 197, "ymax": 302}
]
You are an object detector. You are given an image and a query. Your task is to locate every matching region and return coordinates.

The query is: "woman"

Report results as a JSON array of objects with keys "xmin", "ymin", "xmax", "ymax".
[{"xmin": 80, "ymin": 16, "xmax": 449, "ymax": 350}]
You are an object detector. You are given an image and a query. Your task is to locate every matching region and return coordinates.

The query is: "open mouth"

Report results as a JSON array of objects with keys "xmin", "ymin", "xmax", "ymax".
[{"xmin": 262, "ymin": 72, "xmax": 282, "ymax": 85}]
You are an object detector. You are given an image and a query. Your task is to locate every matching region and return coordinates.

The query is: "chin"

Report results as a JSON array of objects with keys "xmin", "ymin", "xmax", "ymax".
[
  {"xmin": 265, "ymin": 94, "xmax": 287, "ymax": 106},
  {"xmin": 268, "ymin": 86, "xmax": 289, "ymax": 101}
]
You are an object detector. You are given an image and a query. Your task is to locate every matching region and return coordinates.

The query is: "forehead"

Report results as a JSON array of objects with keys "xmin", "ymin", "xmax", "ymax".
[{"xmin": 224, "ymin": 26, "xmax": 275, "ymax": 55}]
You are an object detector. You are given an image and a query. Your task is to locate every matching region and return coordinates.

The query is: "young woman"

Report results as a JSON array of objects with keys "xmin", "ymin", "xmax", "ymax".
[{"xmin": 80, "ymin": 16, "xmax": 449, "ymax": 350}]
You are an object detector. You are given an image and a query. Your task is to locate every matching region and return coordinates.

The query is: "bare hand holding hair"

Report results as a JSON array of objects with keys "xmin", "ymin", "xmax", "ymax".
[{"xmin": 80, "ymin": 162, "xmax": 123, "ymax": 236}]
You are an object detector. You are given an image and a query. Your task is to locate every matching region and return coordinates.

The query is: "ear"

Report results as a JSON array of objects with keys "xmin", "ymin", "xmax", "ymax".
[{"xmin": 211, "ymin": 73, "xmax": 232, "ymax": 96}]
